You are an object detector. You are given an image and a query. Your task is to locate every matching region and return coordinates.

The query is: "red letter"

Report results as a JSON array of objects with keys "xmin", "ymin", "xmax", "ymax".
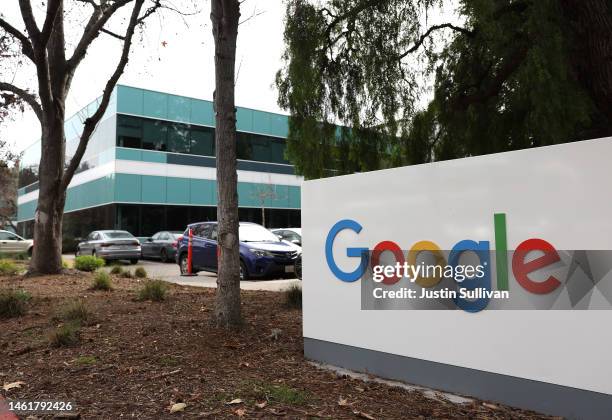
[
  {"xmin": 512, "ymin": 238, "xmax": 561, "ymax": 294},
  {"xmin": 371, "ymin": 241, "xmax": 404, "ymax": 285}
]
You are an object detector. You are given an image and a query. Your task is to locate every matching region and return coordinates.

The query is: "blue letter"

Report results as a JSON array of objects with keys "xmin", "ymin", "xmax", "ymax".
[
  {"xmin": 449, "ymin": 240, "xmax": 491, "ymax": 312},
  {"xmin": 325, "ymin": 219, "xmax": 369, "ymax": 282}
]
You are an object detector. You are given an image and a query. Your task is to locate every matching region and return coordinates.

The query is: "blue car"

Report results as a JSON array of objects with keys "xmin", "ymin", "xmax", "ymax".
[{"xmin": 176, "ymin": 222, "xmax": 299, "ymax": 279}]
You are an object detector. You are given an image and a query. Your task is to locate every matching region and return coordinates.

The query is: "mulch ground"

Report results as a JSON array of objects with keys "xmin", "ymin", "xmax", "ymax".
[{"xmin": 0, "ymin": 272, "xmax": 557, "ymax": 419}]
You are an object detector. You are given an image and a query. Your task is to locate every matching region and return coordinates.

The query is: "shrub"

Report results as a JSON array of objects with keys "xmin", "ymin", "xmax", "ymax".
[
  {"xmin": 92, "ymin": 270, "xmax": 113, "ymax": 291},
  {"xmin": 74, "ymin": 255, "xmax": 105, "ymax": 272},
  {"xmin": 61, "ymin": 259, "xmax": 70, "ymax": 269},
  {"xmin": 58, "ymin": 300, "xmax": 91, "ymax": 325},
  {"xmin": 0, "ymin": 289, "xmax": 31, "ymax": 318},
  {"xmin": 134, "ymin": 267, "xmax": 147, "ymax": 278},
  {"xmin": 284, "ymin": 284, "xmax": 302, "ymax": 309},
  {"xmin": 75, "ymin": 355, "xmax": 97, "ymax": 365},
  {"xmin": 109, "ymin": 265, "xmax": 123, "ymax": 275},
  {"xmin": 50, "ymin": 322, "xmax": 80, "ymax": 347},
  {"xmin": 120, "ymin": 270, "xmax": 133, "ymax": 278},
  {"xmin": 0, "ymin": 260, "xmax": 20, "ymax": 276},
  {"xmin": 138, "ymin": 279, "xmax": 168, "ymax": 302}
]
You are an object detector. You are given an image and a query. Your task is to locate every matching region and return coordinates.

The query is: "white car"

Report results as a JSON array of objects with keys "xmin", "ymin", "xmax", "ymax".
[
  {"xmin": 271, "ymin": 228, "xmax": 302, "ymax": 246},
  {"xmin": 0, "ymin": 230, "xmax": 34, "ymax": 256}
]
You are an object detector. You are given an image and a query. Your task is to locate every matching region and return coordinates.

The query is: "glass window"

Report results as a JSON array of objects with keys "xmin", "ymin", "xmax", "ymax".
[
  {"xmin": 167, "ymin": 206, "xmax": 189, "ymax": 231},
  {"xmin": 191, "ymin": 127, "xmax": 214, "ymax": 156},
  {"xmin": 167, "ymin": 123, "xmax": 190, "ymax": 154},
  {"xmin": 269, "ymin": 138, "xmax": 287, "ymax": 163},
  {"xmin": 141, "ymin": 206, "xmax": 165, "ymax": 236},
  {"xmin": 251, "ymin": 136, "xmax": 271, "ymax": 162},
  {"xmin": 103, "ymin": 231, "xmax": 134, "ymax": 239},
  {"xmin": 159, "ymin": 232, "xmax": 169, "ymax": 240},
  {"xmin": 117, "ymin": 115, "xmax": 142, "ymax": 148},
  {"xmin": 0, "ymin": 231, "xmax": 13, "ymax": 240},
  {"xmin": 142, "ymin": 119, "xmax": 167, "ymax": 151},
  {"xmin": 236, "ymin": 132, "xmax": 253, "ymax": 160},
  {"xmin": 151, "ymin": 232, "xmax": 161, "ymax": 240}
]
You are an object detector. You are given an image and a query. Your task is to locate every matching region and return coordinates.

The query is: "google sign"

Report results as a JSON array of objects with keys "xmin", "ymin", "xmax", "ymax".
[{"xmin": 325, "ymin": 213, "xmax": 563, "ymax": 312}]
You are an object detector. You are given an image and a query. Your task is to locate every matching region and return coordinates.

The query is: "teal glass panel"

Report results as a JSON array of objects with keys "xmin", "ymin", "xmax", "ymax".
[
  {"xmin": 270, "ymin": 114, "xmax": 289, "ymax": 138},
  {"xmin": 116, "ymin": 147, "xmax": 142, "ymax": 161},
  {"xmin": 117, "ymin": 86, "xmax": 144, "ymax": 115},
  {"xmin": 288, "ymin": 185, "xmax": 301, "ymax": 208},
  {"xmin": 143, "ymin": 90, "xmax": 167, "ymax": 119},
  {"xmin": 140, "ymin": 150, "xmax": 166, "ymax": 163},
  {"xmin": 252, "ymin": 110, "xmax": 271, "ymax": 134},
  {"xmin": 166, "ymin": 177, "xmax": 190, "ymax": 204},
  {"xmin": 141, "ymin": 175, "xmax": 166, "ymax": 203},
  {"xmin": 191, "ymin": 99, "xmax": 214, "ymax": 126},
  {"xmin": 168, "ymin": 95, "xmax": 191, "ymax": 123},
  {"xmin": 115, "ymin": 173, "xmax": 141, "ymax": 203},
  {"xmin": 236, "ymin": 107, "xmax": 253, "ymax": 132},
  {"xmin": 189, "ymin": 179, "xmax": 215, "ymax": 205}
]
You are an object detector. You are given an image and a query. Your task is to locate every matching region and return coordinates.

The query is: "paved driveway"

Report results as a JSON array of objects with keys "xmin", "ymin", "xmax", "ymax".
[{"xmin": 64, "ymin": 255, "xmax": 300, "ymax": 292}]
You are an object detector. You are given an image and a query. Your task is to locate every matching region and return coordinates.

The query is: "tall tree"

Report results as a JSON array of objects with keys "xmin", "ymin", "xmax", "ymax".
[
  {"xmin": 0, "ymin": 140, "xmax": 20, "ymax": 231},
  {"xmin": 211, "ymin": 0, "xmax": 242, "ymax": 327},
  {"xmin": 277, "ymin": 0, "xmax": 611, "ymax": 178},
  {"xmin": 0, "ymin": 0, "xmax": 175, "ymax": 274}
]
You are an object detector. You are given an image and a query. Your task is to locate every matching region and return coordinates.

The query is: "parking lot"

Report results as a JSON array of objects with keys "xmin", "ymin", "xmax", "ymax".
[{"xmin": 63, "ymin": 255, "xmax": 300, "ymax": 292}]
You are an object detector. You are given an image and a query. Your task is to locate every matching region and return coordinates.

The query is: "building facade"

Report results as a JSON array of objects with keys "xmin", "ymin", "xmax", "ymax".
[{"xmin": 17, "ymin": 86, "xmax": 302, "ymax": 248}]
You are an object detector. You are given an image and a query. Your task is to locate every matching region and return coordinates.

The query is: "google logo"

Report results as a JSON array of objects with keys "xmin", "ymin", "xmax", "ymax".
[{"xmin": 325, "ymin": 213, "xmax": 562, "ymax": 312}]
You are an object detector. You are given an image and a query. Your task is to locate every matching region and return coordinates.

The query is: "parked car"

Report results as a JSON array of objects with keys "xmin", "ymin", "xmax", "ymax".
[
  {"xmin": 76, "ymin": 230, "xmax": 141, "ymax": 264},
  {"xmin": 176, "ymin": 222, "xmax": 299, "ymax": 279},
  {"xmin": 141, "ymin": 231, "xmax": 182, "ymax": 262},
  {"xmin": 271, "ymin": 228, "xmax": 302, "ymax": 246},
  {"xmin": 0, "ymin": 230, "xmax": 33, "ymax": 256}
]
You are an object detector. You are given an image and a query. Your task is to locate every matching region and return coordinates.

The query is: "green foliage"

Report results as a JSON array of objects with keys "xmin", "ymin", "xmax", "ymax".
[
  {"xmin": 120, "ymin": 270, "xmax": 133, "ymax": 278},
  {"xmin": 92, "ymin": 270, "xmax": 113, "ymax": 291},
  {"xmin": 137, "ymin": 279, "xmax": 168, "ymax": 302},
  {"xmin": 0, "ymin": 288, "xmax": 30, "ymax": 318},
  {"xmin": 277, "ymin": 0, "xmax": 606, "ymax": 178},
  {"xmin": 74, "ymin": 255, "xmax": 105, "ymax": 272},
  {"xmin": 254, "ymin": 382, "xmax": 309, "ymax": 405},
  {"xmin": 58, "ymin": 300, "xmax": 91, "ymax": 325},
  {"xmin": 50, "ymin": 322, "xmax": 80, "ymax": 347},
  {"xmin": 109, "ymin": 265, "xmax": 123, "ymax": 275},
  {"xmin": 284, "ymin": 284, "xmax": 302, "ymax": 309},
  {"xmin": 61, "ymin": 259, "xmax": 70, "ymax": 269},
  {"xmin": 134, "ymin": 267, "xmax": 147, "ymax": 278},
  {"xmin": 0, "ymin": 259, "xmax": 19, "ymax": 275}
]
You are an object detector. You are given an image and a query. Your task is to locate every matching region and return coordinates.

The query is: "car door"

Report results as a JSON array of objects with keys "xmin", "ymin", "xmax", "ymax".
[
  {"xmin": 155, "ymin": 232, "xmax": 169, "ymax": 256},
  {"xmin": 204, "ymin": 225, "xmax": 219, "ymax": 270},
  {"xmin": 0, "ymin": 231, "xmax": 19, "ymax": 253},
  {"xmin": 142, "ymin": 232, "xmax": 159, "ymax": 257},
  {"xmin": 79, "ymin": 232, "xmax": 94, "ymax": 255},
  {"xmin": 190, "ymin": 224, "xmax": 208, "ymax": 270}
]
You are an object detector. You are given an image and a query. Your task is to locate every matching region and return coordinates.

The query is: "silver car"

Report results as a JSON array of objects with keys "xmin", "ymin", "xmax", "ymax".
[
  {"xmin": 76, "ymin": 230, "xmax": 141, "ymax": 264},
  {"xmin": 0, "ymin": 230, "xmax": 34, "ymax": 256}
]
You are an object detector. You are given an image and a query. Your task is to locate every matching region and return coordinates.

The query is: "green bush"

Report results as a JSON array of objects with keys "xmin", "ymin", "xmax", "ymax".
[
  {"xmin": 0, "ymin": 289, "xmax": 31, "ymax": 318},
  {"xmin": 61, "ymin": 259, "xmax": 70, "ymax": 269},
  {"xmin": 58, "ymin": 300, "xmax": 91, "ymax": 325},
  {"xmin": 137, "ymin": 279, "xmax": 168, "ymax": 302},
  {"xmin": 284, "ymin": 284, "xmax": 302, "ymax": 309},
  {"xmin": 134, "ymin": 267, "xmax": 147, "ymax": 278},
  {"xmin": 0, "ymin": 260, "xmax": 20, "ymax": 276},
  {"xmin": 74, "ymin": 255, "xmax": 105, "ymax": 272},
  {"xmin": 50, "ymin": 322, "xmax": 80, "ymax": 347},
  {"xmin": 92, "ymin": 270, "xmax": 113, "ymax": 291},
  {"xmin": 120, "ymin": 270, "xmax": 133, "ymax": 278},
  {"xmin": 109, "ymin": 265, "xmax": 123, "ymax": 275}
]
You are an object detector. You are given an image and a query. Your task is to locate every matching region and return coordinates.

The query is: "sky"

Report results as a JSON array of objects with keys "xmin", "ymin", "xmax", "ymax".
[
  {"xmin": 1, "ymin": 0, "xmax": 460, "ymax": 154},
  {"xmin": 2, "ymin": 0, "xmax": 288, "ymax": 153}
]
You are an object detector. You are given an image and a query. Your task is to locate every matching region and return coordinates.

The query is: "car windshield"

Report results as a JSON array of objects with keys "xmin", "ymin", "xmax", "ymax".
[
  {"xmin": 170, "ymin": 232, "xmax": 182, "ymax": 239},
  {"xmin": 239, "ymin": 224, "xmax": 280, "ymax": 243},
  {"xmin": 103, "ymin": 231, "xmax": 134, "ymax": 239}
]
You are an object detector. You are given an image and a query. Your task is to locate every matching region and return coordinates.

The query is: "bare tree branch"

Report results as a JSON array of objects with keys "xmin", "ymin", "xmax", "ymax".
[
  {"xmin": 0, "ymin": 82, "xmax": 42, "ymax": 121},
  {"xmin": 0, "ymin": 17, "xmax": 35, "ymax": 60},
  {"xmin": 62, "ymin": 0, "xmax": 145, "ymax": 190}
]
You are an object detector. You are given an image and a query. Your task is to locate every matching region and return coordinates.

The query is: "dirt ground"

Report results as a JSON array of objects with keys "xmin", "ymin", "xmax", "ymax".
[{"xmin": 0, "ymin": 271, "xmax": 556, "ymax": 419}]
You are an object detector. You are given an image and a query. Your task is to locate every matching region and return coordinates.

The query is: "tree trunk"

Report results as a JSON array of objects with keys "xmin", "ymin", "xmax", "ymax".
[
  {"xmin": 211, "ymin": 0, "xmax": 242, "ymax": 328},
  {"xmin": 31, "ymin": 112, "xmax": 66, "ymax": 274},
  {"xmin": 562, "ymin": 0, "xmax": 612, "ymax": 137}
]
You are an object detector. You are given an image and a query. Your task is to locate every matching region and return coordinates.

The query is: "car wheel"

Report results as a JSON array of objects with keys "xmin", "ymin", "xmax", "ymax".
[
  {"xmin": 295, "ymin": 256, "xmax": 302, "ymax": 280},
  {"xmin": 27, "ymin": 247, "xmax": 33, "ymax": 257},
  {"xmin": 130, "ymin": 259, "xmax": 138, "ymax": 265},
  {"xmin": 160, "ymin": 248, "xmax": 168, "ymax": 263},
  {"xmin": 75, "ymin": 247, "xmax": 80, "ymax": 257},
  {"xmin": 240, "ymin": 260, "xmax": 249, "ymax": 281},
  {"xmin": 179, "ymin": 253, "xmax": 188, "ymax": 275}
]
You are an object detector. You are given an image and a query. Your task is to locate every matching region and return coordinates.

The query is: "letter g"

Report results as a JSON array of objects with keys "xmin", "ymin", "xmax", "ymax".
[{"xmin": 325, "ymin": 219, "xmax": 369, "ymax": 282}]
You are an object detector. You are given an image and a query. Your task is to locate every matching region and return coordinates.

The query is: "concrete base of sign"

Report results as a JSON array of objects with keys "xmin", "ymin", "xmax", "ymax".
[{"xmin": 304, "ymin": 338, "xmax": 612, "ymax": 420}]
